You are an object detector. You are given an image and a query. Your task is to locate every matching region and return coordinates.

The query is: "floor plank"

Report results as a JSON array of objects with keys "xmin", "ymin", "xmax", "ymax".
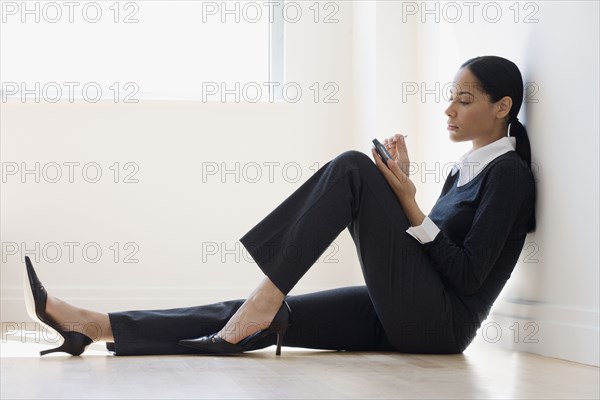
[{"xmin": 1, "ymin": 333, "xmax": 598, "ymax": 399}]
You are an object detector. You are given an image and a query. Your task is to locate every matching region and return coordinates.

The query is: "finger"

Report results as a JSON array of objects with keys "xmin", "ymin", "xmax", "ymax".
[
  {"xmin": 397, "ymin": 135, "xmax": 408, "ymax": 154},
  {"xmin": 387, "ymin": 134, "xmax": 403, "ymax": 151},
  {"xmin": 393, "ymin": 136, "xmax": 404, "ymax": 155},
  {"xmin": 384, "ymin": 138, "xmax": 395, "ymax": 151},
  {"xmin": 387, "ymin": 157, "xmax": 409, "ymax": 182},
  {"xmin": 394, "ymin": 136, "xmax": 402, "ymax": 152}
]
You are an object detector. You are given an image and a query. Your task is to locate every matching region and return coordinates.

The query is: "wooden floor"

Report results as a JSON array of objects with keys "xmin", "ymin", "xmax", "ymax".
[{"xmin": 1, "ymin": 333, "xmax": 598, "ymax": 399}]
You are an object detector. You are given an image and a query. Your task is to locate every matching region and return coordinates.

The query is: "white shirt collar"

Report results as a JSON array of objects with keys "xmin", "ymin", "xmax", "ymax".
[{"xmin": 451, "ymin": 136, "xmax": 517, "ymax": 187}]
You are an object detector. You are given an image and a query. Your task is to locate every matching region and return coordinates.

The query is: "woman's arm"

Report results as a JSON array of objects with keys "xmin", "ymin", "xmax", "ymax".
[{"xmin": 421, "ymin": 160, "xmax": 535, "ymax": 295}]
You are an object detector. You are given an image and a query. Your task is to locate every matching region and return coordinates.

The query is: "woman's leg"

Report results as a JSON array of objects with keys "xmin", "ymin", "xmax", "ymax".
[
  {"xmin": 107, "ymin": 286, "xmax": 394, "ymax": 356},
  {"xmin": 45, "ymin": 296, "xmax": 114, "ymax": 342},
  {"xmin": 283, "ymin": 286, "xmax": 395, "ymax": 352},
  {"xmin": 45, "ymin": 151, "xmax": 456, "ymax": 354},
  {"xmin": 235, "ymin": 150, "xmax": 458, "ymax": 353}
]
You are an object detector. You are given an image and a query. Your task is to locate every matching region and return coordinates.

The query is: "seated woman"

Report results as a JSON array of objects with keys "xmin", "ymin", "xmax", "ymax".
[{"xmin": 24, "ymin": 55, "xmax": 536, "ymax": 357}]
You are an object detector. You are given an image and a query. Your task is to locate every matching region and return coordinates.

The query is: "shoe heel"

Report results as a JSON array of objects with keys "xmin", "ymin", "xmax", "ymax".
[
  {"xmin": 275, "ymin": 326, "xmax": 288, "ymax": 356},
  {"xmin": 40, "ymin": 343, "xmax": 69, "ymax": 356}
]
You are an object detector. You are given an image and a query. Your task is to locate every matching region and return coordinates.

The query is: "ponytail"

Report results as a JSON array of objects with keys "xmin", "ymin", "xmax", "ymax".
[
  {"xmin": 509, "ymin": 116, "xmax": 536, "ymax": 232},
  {"xmin": 508, "ymin": 116, "xmax": 532, "ymax": 170}
]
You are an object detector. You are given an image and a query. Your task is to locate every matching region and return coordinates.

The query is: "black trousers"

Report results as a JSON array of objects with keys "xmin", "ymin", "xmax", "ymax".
[{"xmin": 108, "ymin": 151, "xmax": 459, "ymax": 355}]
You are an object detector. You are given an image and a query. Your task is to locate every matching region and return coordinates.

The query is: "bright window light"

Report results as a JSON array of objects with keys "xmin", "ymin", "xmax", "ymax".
[{"xmin": 1, "ymin": 1, "xmax": 277, "ymax": 101}]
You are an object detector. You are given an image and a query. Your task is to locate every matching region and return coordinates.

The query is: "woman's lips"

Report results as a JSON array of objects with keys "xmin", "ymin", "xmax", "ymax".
[{"xmin": 447, "ymin": 124, "xmax": 459, "ymax": 131}]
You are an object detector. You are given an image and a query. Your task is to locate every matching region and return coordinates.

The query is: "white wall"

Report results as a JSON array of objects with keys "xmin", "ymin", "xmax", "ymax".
[{"xmin": 2, "ymin": 1, "xmax": 598, "ymax": 367}]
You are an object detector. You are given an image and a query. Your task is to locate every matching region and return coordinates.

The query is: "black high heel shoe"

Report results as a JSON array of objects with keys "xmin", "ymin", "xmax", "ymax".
[
  {"xmin": 23, "ymin": 256, "xmax": 93, "ymax": 356},
  {"xmin": 178, "ymin": 301, "xmax": 292, "ymax": 356}
]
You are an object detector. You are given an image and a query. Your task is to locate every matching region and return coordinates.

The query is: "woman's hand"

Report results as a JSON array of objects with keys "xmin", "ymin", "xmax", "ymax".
[
  {"xmin": 372, "ymin": 140, "xmax": 425, "ymax": 227},
  {"xmin": 383, "ymin": 134, "xmax": 411, "ymax": 177},
  {"xmin": 372, "ymin": 146, "xmax": 416, "ymax": 202}
]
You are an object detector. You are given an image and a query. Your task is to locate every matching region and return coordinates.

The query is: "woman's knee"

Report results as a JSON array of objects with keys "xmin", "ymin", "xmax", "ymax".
[
  {"xmin": 332, "ymin": 150, "xmax": 376, "ymax": 173},
  {"xmin": 335, "ymin": 150, "xmax": 371, "ymax": 163}
]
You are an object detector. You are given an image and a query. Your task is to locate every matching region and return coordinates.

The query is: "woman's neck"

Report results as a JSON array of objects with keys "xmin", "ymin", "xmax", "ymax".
[{"xmin": 471, "ymin": 126, "xmax": 508, "ymax": 150}]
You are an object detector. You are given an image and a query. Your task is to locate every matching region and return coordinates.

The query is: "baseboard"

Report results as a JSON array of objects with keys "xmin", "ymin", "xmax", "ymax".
[{"xmin": 486, "ymin": 299, "xmax": 599, "ymax": 366}]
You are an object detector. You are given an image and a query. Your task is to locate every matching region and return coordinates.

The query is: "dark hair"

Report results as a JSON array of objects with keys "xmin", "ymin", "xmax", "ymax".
[{"xmin": 461, "ymin": 56, "xmax": 536, "ymax": 232}]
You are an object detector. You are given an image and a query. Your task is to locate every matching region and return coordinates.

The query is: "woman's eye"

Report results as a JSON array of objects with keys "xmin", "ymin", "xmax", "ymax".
[{"xmin": 447, "ymin": 96, "xmax": 470, "ymax": 105}]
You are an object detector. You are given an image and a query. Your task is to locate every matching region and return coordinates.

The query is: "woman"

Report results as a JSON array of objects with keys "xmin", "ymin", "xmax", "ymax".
[{"xmin": 24, "ymin": 55, "xmax": 536, "ymax": 357}]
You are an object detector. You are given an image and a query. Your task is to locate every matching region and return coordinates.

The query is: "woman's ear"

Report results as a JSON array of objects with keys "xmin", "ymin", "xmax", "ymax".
[{"xmin": 496, "ymin": 96, "xmax": 513, "ymax": 120}]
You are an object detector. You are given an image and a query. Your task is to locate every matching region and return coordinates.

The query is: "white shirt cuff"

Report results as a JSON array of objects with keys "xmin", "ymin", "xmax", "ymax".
[{"xmin": 406, "ymin": 216, "xmax": 440, "ymax": 244}]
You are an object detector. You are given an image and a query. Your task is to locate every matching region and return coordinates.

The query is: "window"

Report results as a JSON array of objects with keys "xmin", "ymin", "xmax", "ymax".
[{"xmin": 1, "ymin": 1, "xmax": 279, "ymax": 102}]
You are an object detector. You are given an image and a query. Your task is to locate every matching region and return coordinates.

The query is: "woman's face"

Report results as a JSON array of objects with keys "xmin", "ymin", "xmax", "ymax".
[{"xmin": 445, "ymin": 68, "xmax": 508, "ymax": 148}]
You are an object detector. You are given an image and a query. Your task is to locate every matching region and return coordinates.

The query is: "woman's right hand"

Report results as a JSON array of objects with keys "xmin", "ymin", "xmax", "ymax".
[{"xmin": 383, "ymin": 134, "xmax": 411, "ymax": 177}]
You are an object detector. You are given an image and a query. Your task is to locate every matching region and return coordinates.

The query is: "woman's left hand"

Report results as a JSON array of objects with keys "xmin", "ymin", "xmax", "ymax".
[
  {"xmin": 371, "ymin": 147, "xmax": 426, "ymax": 227},
  {"xmin": 371, "ymin": 147, "xmax": 417, "ymax": 202}
]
